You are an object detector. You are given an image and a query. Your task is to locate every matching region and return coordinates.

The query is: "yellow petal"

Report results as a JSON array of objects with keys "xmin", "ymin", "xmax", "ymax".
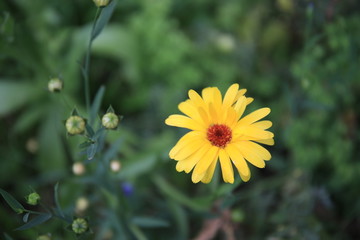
[
  {"xmin": 246, "ymin": 97, "xmax": 254, "ymax": 105},
  {"xmin": 169, "ymin": 131, "xmax": 204, "ymax": 158},
  {"xmin": 234, "ymin": 96, "xmax": 247, "ymax": 119},
  {"xmin": 192, "ymin": 146, "xmax": 219, "ymax": 182},
  {"xmin": 235, "ymin": 126, "xmax": 274, "ymax": 140},
  {"xmin": 188, "ymin": 89, "xmax": 206, "ymax": 109},
  {"xmin": 219, "ymin": 149, "xmax": 234, "ymax": 183},
  {"xmin": 202, "ymin": 87, "xmax": 216, "ymax": 104},
  {"xmin": 172, "ymin": 139, "xmax": 205, "ymax": 161},
  {"xmin": 235, "ymin": 142, "xmax": 265, "ymax": 168},
  {"xmin": 176, "ymin": 143, "xmax": 212, "ymax": 173},
  {"xmin": 253, "ymin": 138, "xmax": 275, "ymax": 146},
  {"xmin": 165, "ymin": 114, "xmax": 204, "ymax": 131},
  {"xmin": 234, "ymin": 89, "xmax": 247, "ymax": 104},
  {"xmin": 225, "ymin": 144, "xmax": 250, "ymax": 179},
  {"xmin": 178, "ymin": 100, "xmax": 203, "ymax": 124},
  {"xmin": 200, "ymin": 158, "xmax": 218, "ymax": 183},
  {"xmin": 223, "ymin": 84, "xmax": 239, "ymax": 109},
  {"xmin": 208, "ymin": 103, "xmax": 218, "ymax": 123},
  {"xmin": 251, "ymin": 120, "xmax": 272, "ymax": 130},
  {"xmin": 238, "ymin": 108, "xmax": 271, "ymax": 126},
  {"xmin": 244, "ymin": 141, "xmax": 271, "ymax": 160}
]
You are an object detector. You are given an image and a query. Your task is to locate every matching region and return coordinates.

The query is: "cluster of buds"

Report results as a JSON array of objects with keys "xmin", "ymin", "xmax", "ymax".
[{"xmin": 93, "ymin": 0, "xmax": 111, "ymax": 8}]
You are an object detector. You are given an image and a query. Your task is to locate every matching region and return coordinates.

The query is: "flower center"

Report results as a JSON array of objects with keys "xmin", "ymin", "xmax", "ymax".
[{"xmin": 207, "ymin": 124, "xmax": 232, "ymax": 148}]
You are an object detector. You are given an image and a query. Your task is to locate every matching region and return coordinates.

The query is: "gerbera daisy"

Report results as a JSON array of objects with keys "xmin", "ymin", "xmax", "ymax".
[{"xmin": 165, "ymin": 84, "xmax": 274, "ymax": 184}]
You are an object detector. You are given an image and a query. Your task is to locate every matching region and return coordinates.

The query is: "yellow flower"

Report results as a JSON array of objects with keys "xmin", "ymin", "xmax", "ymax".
[{"xmin": 165, "ymin": 84, "xmax": 274, "ymax": 184}]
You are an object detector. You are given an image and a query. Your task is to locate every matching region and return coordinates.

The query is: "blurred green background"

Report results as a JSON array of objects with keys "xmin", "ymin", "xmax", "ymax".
[{"xmin": 1, "ymin": 0, "xmax": 360, "ymax": 239}]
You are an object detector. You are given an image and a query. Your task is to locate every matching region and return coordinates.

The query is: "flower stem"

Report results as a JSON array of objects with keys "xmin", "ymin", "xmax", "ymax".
[{"xmin": 83, "ymin": 7, "xmax": 102, "ymax": 114}]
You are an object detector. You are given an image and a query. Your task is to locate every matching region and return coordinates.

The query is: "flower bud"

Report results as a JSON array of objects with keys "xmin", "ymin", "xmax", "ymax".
[
  {"xmin": 102, "ymin": 112, "xmax": 119, "ymax": 130},
  {"xmin": 48, "ymin": 78, "xmax": 63, "ymax": 92},
  {"xmin": 215, "ymin": 34, "xmax": 236, "ymax": 53},
  {"xmin": 66, "ymin": 116, "xmax": 86, "ymax": 135},
  {"xmin": 121, "ymin": 182, "xmax": 133, "ymax": 196},
  {"xmin": 72, "ymin": 218, "xmax": 88, "ymax": 234},
  {"xmin": 26, "ymin": 192, "xmax": 41, "ymax": 206},
  {"xmin": 72, "ymin": 162, "xmax": 86, "ymax": 176},
  {"xmin": 110, "ymin": 160, "xmax": 121, "ymax": 172},
  {"xmin": 37, "ymin": 234, "xmax": 51, "ymax": 240},
  {"xmin": 76, "ymin": 197, "xmax": 89, "ymax": 214},
  {"xmin": 93, "ymin": 0, "xmax": 111, "ymax": 7}
]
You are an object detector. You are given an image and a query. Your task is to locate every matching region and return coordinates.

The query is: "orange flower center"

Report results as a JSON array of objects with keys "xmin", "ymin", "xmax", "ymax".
[{"xmin": 207, "ymin": 124, "xmax": 232, "ymax": 148}]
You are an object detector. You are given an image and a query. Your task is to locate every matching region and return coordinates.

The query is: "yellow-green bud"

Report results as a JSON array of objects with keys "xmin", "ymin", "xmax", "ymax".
[
  {"xmin": 66, "ymin": 116, "xmax": 86, "ymax": 135},
  {"xmin": 93, "ymin": 0, "xmax": 111, "ymax": 7},
  {"xmin": 102, "ymin": 112, "xmax": 119, "ymax": 129},
  {"xmin": 48, "ymin": 78, "xmax": 63, "ymax": 92},
  {"xmin": 37, "ymin": 235, "xmax": 51, "ymax": 240},
  {"xmin": 26, "ymin": 192, "xmax": 41, "ymax": 206},
  {"xmin": 72, "ymin": 218, "xmax": 88, "ymax": 234}
]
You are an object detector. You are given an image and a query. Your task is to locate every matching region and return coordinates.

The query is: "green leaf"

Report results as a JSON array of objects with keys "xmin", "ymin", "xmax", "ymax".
[
  {"xmin": 92, "ymin": 1, "xmax": 117, "ymax": 41},
  {"xmin": 129, "ymin": 224, "xmax": 148, "ymax": 240},
  {"xmin": 22, "ymin": 212, "xmax": 30, "ymax": 223},
  {"xmin": 85, "ymin": 123, "xmax": 95, "ymax": 137},
  {"xmin": 0, "ymin": 81, "xmax": 38, "ymax": 116},
  {"xmin": 152, "ymin": 176, "xmax": 209, "ymax": 211},
  {"xmin": 87, "ymin": 142, "xmax": 98, "ymax": 160},
  {"xmin": 0, "ymin": 188, "xmax": 25, "ymax": 213},
  {"xmin": 15, "ymin": 213, "xmax": 52, "ymax": 231},
  {"xmin": 131, "ymin": 216, "xmax": 169, "ymax": 228},
  {"xmin": 90, "ymin": 85, "xmax": 105, "ymax": 126},
  {"xmin": 119, "ymin": 154, "xmax": 156, "ymax": 179},
  {"xmin": 54, "ymin": 183, "xmax": 65, "ymax": 218},
  {"xmin": 79, "ymin": 141, "xmax": 93, "ymax": 149},
  {"xmin": 4, "ymin": 233, "xmax": 14, "ymax": 240},
  {"xmin": 102, "ymin": 137, "xmax": 123, "ymax": 163}
]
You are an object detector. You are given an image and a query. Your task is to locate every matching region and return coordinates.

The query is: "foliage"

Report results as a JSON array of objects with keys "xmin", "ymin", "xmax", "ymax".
[{"xmin": 0, "ymin": 0, "xmax": 360, "ymax": 239}]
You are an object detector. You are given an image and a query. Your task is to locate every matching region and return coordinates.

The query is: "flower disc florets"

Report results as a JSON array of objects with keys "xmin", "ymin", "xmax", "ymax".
[
  {"xmin": 66, "ymin": 116, "xmax": 85, "ymax": 135},
  {"xmin": 207, "ymin": 124, "xmax": 232, "ymax": 148}
]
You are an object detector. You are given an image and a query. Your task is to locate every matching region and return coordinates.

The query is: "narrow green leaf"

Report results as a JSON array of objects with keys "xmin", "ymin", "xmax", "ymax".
[
  {"xmin": 54, "ymin": 183, "xmax": 65, "ymax": 218},
  {"xmin": 129, "ymin": 224, "xmax": 148, "ymax": 240},
  {"xmin": 102, "ymin": 137, "xmax": 123, "ymax": 163},
  {"xmin": 152, "ymin": 176, "xmax": 209, "ymax": 211},
  {"xmin": 79, "ymin": 141, "xmax": 93, "ymax": 149},
  {"xmin": 15, "ymin": 213, "xmax": 52, "ymax": 231},
  {"xmin": 85, "ymin": 123, "xmax": 95, "ymax": 137},
  {"xmin": 4, "ymin": 233, "xmax": 14, "ymax": 240},
  {"xmin": 0, "ymin": 188, "xmax": 25, "ymax": 213},
  {"xmin": 87, "ymin": 142, "xmax": 98, "ymax": 160},
  {"xmin": 0, "ymin": 81, "xmax": 38, "ymax": 115},
  {"xmin": 92, "ymin": 1, "xmax": 117, "ymax": 41},
  {"xmin": 131, "ymin": 216, "xmax": 169, "ymax": 228},
  {"xmin": 90, "ymin": 85, "xmax": 105, "ymax": 126},
  {"xmin": 119, "ymin": 154, "xmax": 156, "ymax": 179},
  {"xmin": 22, "ymin": 212, "xmax": 30, "ymax": 223}
]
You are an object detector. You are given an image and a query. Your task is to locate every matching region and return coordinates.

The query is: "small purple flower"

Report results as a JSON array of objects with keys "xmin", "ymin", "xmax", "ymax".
[{"xmin": 121, "ymin": 182, "xmax": 133, "ymax": 196}]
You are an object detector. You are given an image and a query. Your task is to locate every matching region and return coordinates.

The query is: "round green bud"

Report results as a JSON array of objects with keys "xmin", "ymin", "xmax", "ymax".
[
  {"xmin": 26, "ymin": 192, "xmax": 41, "ymax": 206},
  {"xmin": 66, "ymin": 116, "xmax": 86, "ymax": 135},
  {"xmin": 37, "ymin": 235, "xmax": 51, "ymax": 240},
  {"xmin": 102, "ymin": 112, "xmax": 119, "ymax": 129},
  {"xmin": 48, "ymin": 78, "xmax": 63, "ymax": 92},
  {"xmin": 72, "ymin": 218, "xmax": 88, "ymax": 234},
  {"xmin": 93, "ymin": 0, "xmax": 111, "ymax": 7}
]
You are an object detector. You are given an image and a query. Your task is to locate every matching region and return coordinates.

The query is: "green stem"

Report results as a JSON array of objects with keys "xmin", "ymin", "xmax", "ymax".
[{"xmin": 84, "ymin": 7, "xmax": 102, "ymax": 114}]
